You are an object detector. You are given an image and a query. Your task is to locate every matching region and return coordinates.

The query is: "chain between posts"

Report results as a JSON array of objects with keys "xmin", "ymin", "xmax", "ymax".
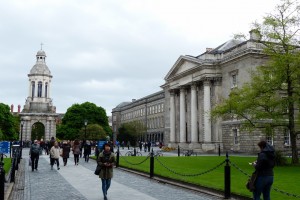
[
  {"xmin": 230, "ymin": 161, "xmax": 300, "ymax": 198},
  {"xmin": 119, "ymin": 152, "xmax": 151, "ymax": 166},
  {"xmin": 155, "ymin": 156, "xmax": 226, "ymax": 177}
]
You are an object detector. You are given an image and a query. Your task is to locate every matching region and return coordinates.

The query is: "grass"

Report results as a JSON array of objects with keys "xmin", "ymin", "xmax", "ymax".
[
  {"xmin": 119, "ymin": 155, "xmax": 300, "ymax": 200},
  {"xmin": 3, "ymin": 158, "xmax": 12, "ymax": 174}
]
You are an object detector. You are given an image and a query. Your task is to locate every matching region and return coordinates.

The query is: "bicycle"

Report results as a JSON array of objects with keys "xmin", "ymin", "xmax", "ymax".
[{"xmin": 125, "ymin": 150, "xmax": 142, "ymax": 156}]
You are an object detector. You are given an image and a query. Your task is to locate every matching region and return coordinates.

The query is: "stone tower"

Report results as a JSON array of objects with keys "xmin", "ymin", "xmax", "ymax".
[{"xmin": 19, "ymin": 49, "xmax": 58, "ymax": 141}]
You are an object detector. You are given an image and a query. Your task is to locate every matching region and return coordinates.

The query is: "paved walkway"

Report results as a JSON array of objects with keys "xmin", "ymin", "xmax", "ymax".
[{"xmin": 9, "ymin": 148, "xmax": 222, "ymax": 200}]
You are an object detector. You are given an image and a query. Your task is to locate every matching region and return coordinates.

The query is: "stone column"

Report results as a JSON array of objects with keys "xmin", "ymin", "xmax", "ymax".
[
  {"xmin": 170, "ymin": 90, "xmax": 176, "ymax": 142},
  {"xmin": 190, "ymin": 84, "xmax": 198, "ymax": 142},
  {"xmin": 179, "ymin": 87, "xmax": 186, "ymax": 143},
  {"xmin": 203, "ymin": 80, "xmax": 211, "ymax": 142},
  {"xmin": 34, "ymin": 82, "xmax": 38, "ymax": 98},
  {"xmin": 28, "ymin": 81, "xmax": 31, "ymax": 97}
]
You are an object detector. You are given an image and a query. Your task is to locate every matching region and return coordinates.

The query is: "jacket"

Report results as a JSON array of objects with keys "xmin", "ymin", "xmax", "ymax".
[
  {"xmin": 255, "ymin": 143, "xmax": 275, "ymax": 176},
  {"xmin": 62, "ymin": 144, "xmax": 71, "ymax": 158},
  {"xmin": 50, "ymin": 146, "xmax": 61, "ymax": 159},
  {"xmin": 73, "ymin": 144, "xmax": 81, "ymax": 155},
  {"xmin": 97, "ymin": 151, "xmax": 115, "ymax": 179}
]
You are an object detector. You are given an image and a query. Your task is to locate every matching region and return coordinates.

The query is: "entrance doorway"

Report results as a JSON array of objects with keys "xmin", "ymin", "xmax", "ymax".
[{"xmin": 31, "ymin": 122, "xmax": 45, "ymax": 141}]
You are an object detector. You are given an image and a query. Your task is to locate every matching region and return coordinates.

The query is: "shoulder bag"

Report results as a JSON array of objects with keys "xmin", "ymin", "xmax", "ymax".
[{"xmin": 246, "ymin": 171, "xmax": 258, "ymax": 192}]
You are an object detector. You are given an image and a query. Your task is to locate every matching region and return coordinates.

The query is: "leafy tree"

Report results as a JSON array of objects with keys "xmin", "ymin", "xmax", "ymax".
[
  {"xmin": 213, "ymin": 0, "xmax": 300, "ymax": 163},
  {"xmin": 0, "ymin": 103, "xmax": 19, "ymax": 140},
  {"xmin": 57, "ymin": 102, "xmax": 111, "ymax": 140},
  {"xmin": 117, "ymin": 121, "xmax": 146, "ymax": 146},
  {"xmin": 79, "ymin": 124, "xmax": 107, "ymax": 140}
]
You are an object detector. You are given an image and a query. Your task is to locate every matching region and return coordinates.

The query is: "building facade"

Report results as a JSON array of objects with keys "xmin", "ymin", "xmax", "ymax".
[
  {"xmin": 19, "ymin": 49, "xmax": 58, "ymax": 141},
  {"xmin": 112, "ymin": 91, "xmax": 165, "ymax": 143},
  {"xmin": 113, "ymin": 31, "xmax": 299, "ymax": 153}
]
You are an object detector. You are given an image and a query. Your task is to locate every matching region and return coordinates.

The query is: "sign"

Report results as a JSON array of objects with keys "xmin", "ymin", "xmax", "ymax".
[
  {"xmin": 0, "ymin": 141, "xmax": 11, "ymax": 154},
  {"xmin": 97, "ymin": 140, "xmax": 107, "ymax": 151}
]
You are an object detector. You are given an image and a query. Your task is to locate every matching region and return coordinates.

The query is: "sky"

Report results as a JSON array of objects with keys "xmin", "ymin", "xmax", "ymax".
[{"xmin": 0, "ymin": 0, "xmax": 280, "ymax": 115}]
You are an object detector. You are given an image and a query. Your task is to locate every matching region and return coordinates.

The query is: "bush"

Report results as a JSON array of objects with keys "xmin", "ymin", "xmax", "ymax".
[{"xmin": 274, "ymin": 150, "xmax": 288, "ymax": 166}]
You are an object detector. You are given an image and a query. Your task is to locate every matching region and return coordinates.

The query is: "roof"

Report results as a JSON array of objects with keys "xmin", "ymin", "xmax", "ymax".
[{"xmin": 206, "ymin": 39, "xmax": 244, "ymax": 55}]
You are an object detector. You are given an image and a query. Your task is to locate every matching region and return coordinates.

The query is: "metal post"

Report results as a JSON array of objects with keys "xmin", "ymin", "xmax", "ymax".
[
  {"xmin": 20, "ymin": 122, "xmax": 23, "ymax": 159},
  {"xmin": 0, "ymin": 155, "xmax": 5, "ymax": 200},
  {"xmin": 150, "ymin": 148, "xmax": 154, "ymax": 178},
  {"xmin": 133, "ymin": 147, "xmax": 136, "ymax": 156},
  {"xmin": 178, "ymin": 145, "xmax": 180, "ymax": 157},
  {"xmin": 218, "ymin": 144, "xmax": 221, "ymax": 156},
  {"xmin": 224, "ymin": 152, "xmax": 231, "ymax": 199},
  {"xmin": 116, "ymin": 146, "xmax": 120, "ymax": 168}
]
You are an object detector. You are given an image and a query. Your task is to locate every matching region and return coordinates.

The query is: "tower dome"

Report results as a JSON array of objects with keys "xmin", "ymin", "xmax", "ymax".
[{"xmin": 29, "ymin": 50, "xmax": 51, "ymax": 76}]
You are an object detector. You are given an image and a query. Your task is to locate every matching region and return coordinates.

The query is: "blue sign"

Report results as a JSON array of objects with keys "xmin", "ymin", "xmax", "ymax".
[
  {"xmin": 0, "ymin": 141, "xmax": 10, "ymax": 154},
  {"xmin": 97, "ymin": 140, "xmax": 107, "ymax": 151}
]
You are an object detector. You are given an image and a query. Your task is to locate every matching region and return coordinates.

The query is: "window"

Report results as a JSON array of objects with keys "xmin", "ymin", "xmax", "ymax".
[
  {"xmin": 161, "ymin": 104, "xmax": 164, "ymax": 112},
  {"xmin": 158, "ymin": 104, "xmax": 161, "ymax": 113},
  {"xmin": 230, "ymin": 69, "xmax": 238, "ymax": 88},
  {"xmin": 266, "ymin": 135, "xmax": 273, "ymax": 145},
  {"xmin": 45, "ymin": 83, "xmax": 48, "ymax": 98},
  {"xmin": 155, "ymin": 105, "xmax": 157, "ymax": 113},
  {"xmin": 38, "ymin": 81, "xmax": 42, "ymax": 97},
  {"xmin": 31, "ymin": 81, "xmax": 35, "ymax": 97},
  {"xmin": 233, "ymin": 129, "xmax": 238, "ymax": 144},
  {"xmin": 284, "ymin": 129, "xmax": 290, "ymax": 146}
]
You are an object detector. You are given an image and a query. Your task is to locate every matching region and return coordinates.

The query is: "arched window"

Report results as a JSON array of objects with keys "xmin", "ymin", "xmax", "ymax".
[
  {"xmin": 45, "ymin": 83, "xmax": 48, "ymax": 98},
  {"xmin": 38, "ymin": 81, "xmax": 42, "ymax": 97},
  {"xmin": 31, "ymin": 81, "xmax": 35, "ymax": 97}
]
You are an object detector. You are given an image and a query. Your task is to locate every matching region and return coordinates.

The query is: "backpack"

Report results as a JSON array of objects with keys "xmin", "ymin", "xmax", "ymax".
[{"xmin": 31, "ymin": 145, "xmax": 40, "ymax": 155}]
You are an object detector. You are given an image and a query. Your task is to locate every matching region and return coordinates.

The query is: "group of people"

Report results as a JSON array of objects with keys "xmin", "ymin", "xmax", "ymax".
[{"xmin": 29, "ymin": 138, "xmax": 93, "ymax": 171}]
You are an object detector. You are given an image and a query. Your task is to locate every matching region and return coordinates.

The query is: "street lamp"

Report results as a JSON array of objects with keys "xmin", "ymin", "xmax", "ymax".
[
  {"xmin": 20, "ymin": 121, "xmax": 24, "ymax": 159},
  {"xmin": 84, "ymin": 119, "xmax": 88, "ymax": 145}
]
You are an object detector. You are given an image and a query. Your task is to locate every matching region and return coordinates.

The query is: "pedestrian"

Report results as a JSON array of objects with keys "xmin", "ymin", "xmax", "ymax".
[
  {"xmin": 50, "ymin": 141, "xmax": 61, "ymax": 170},
  {"xmin": 97, "ymin": 143, "xmax": 116, "ymax": 200},
  {"xmin": 127, "ymin": 141, "xmax": 130, "ymax": 150},
  {"xmin": 62, "ymin": 141, "xmax": 71, "ymax": 166},
  {"xmin": 29, "ymin": 140, "xmax": 40, "ymax": 172},
  {"xmin": 73, "ymin": 139, "xmax": 81, "ymax": 165},
  {"xmin": 251, "ymin": 141, "xmax": 275, "ymax": 200},
  {"xmin": 139, "ymin": 141, "xmax": 142, "ymax": 152},
  {"xmin": 79, "ymin": 141, "xmax": 83, "ymax": 158},
  {"xmin": 84, "ymin": 140, "xmax": 92, "ymax": 162},
  {"xmin": 143, "ymin": 142, "xmax": 147, "ymax": 152},
  {"xmin": 147, "ymin": 141, "xmax": 151, "ymax": 152}
]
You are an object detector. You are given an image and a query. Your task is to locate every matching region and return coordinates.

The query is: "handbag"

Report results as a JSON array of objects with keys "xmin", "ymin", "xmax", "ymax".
[
  {"xmin": 246, "ymin": 171, "xmax": 258, "ymax": 192},
  {"xmin": 94, "ymin": 164, "xmax": 101, "ymax": 175}
]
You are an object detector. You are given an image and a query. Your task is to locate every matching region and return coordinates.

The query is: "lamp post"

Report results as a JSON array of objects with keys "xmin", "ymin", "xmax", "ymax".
[
  {"xmin": 20, "ymin": 121, "xmax": 24, "ymax": 159},
  {"xmin": 84, "ymin": 119, "xmax": 88, "ymax": 145}
]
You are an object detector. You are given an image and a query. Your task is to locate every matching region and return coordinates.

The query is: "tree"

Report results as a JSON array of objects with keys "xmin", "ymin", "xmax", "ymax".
[
  {"xmin": 57, "ymin": 102, "xmax": 111, "ymax": 140},
  {"xmin": 0, "ymin": 103, "xmax": 19, "ymax": 140},
  {"xmin": 79, "ymin": 124, "xmax": 107, "ymax": 140},
  {"xmin": 117, "ymin": 121, "xmax": 146, "ymax": 146},
  {"xmin": 213, "ymin": 0, "xmax": 300, "ymax": 163}
]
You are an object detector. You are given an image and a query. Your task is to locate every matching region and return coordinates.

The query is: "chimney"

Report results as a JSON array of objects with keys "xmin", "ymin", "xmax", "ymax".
[
  {"xmin": 11, "ymin": 104, "xmax": 14, "ymax": 113},
  {"xmin": 18, "ymin": 105, "xmax": 21, "ymax": 113},
  {"xmin": 206, "ymin": 48, "xmax": 213, "ymax": 52},
  {"xmin": 249, "ymin": 29, "xmax": 261, "ymax": 40}
]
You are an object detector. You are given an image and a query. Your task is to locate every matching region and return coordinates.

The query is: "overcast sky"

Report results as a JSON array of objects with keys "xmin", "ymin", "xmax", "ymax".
[{"xmin": 0, "ymin": 0, "xmax": 280, "ymax": 115}]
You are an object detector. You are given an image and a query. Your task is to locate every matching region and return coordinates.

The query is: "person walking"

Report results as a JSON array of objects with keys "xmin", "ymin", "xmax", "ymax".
[
  {"xmin": 62, "ymin": 141, "xmax": 71, "ymax": 166},
  {"xmin": 97, "ymin": 143, "xmax": 115, "ymax": 200},
  {"xmin": 73, "ymin": 140, "xmax": 81, "ymax": 165},
  {"xmin": 252, "ymin": 141, "xmax": 275, "ymax": 200},
  {"xmin": 50, "ymin": 141, "xmax": 61, "ymax": 170},
  {"xmin": 84, "ymin": 141, "xmax": 92, "ymax": 162},
  {"xmin": 29, "ymin": 140, "xmax": 40, "ymax": 172}
]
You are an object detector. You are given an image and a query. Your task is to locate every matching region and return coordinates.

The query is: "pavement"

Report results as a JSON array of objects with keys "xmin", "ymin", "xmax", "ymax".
[{"xmin": 7, "ymin": 148, "xmax": 223, "ymax": 200}]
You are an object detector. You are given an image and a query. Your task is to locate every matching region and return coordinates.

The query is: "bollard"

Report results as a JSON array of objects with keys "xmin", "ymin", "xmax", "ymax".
[
  {"xmin": 11, "ymin": 157, "xmax": 15, "ymax": 182},
  {"xmin": 178, "ymin": 145, "xmax": 180, "ymax": 157},
  {"xmin": 150, "ymin": 148, "xmax": 154, "ymax": 178},
  {"xmin": 224, "ymin": 152, "xmax": 231, "ymax": 199},
  {"xmin": 0, "ymin": 158, "xmax": 4, "ymax": 200},
  {"xmin": 116, "ymin": 146, "xmax": 120, "ymax": 168},
  {"xmin": 218, "ymin": 144, "xmax": 221, "ymax": 156}
]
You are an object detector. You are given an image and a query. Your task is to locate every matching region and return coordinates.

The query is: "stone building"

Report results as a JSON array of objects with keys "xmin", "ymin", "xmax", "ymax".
[
  {"xmin": 112, "ymin": 91, "xmax": 165, "ymax": 143},
  {"xmin": 19, "ymin": 49, "xmax": 58, "ymax": 141}
]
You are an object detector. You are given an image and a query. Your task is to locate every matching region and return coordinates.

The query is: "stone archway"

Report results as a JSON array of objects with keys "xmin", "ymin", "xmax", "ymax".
[{"xmin": 31, "ymin": 122, "xmax": 45, "ymax": 141}]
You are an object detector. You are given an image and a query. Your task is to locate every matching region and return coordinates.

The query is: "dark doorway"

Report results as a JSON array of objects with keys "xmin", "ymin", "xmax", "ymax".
[{"xmin": 31, "ymin": 122, "xmax": 45, "ymax": 141}]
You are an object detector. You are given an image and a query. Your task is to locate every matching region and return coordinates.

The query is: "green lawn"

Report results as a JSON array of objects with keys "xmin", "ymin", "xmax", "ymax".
[
  {"xmin": 3, "ymin": 158, "xmax": 11, "ymax": 174},
  {"xmin": 119, "ymin": 155, "xmax": 300, "ymax": 200}
]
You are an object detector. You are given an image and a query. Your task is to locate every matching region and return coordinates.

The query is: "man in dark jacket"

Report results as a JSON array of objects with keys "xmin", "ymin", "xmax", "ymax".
[
  {"xmin": 252, "ymin": 141, "xmax": 275, "ymax": 200},
  {"xmin": 30, "ymin": 140, "xmax": 40, "ymax": 172}
]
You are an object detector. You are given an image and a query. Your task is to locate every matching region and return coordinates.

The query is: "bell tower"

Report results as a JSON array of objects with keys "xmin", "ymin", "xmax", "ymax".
[{"xmin": 20, "ymin": 48, "xmax": 58, "ymax": 141}]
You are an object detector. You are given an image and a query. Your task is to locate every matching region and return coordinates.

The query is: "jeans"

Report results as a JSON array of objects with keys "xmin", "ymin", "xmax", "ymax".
[
  {"xmin": 74, "ymin": 154, "xmax": 79, "ymax": 164},
  {"xmin": 101, "ymin": 179, "xmax": 111, "ymax": 197},
  {"xmin": 31, "ymin": 154, "xmax": 39, "ymax": 171},
  {"xmin": 253, "ymin": 176, "xmax": 273, "ymax": 200}
]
